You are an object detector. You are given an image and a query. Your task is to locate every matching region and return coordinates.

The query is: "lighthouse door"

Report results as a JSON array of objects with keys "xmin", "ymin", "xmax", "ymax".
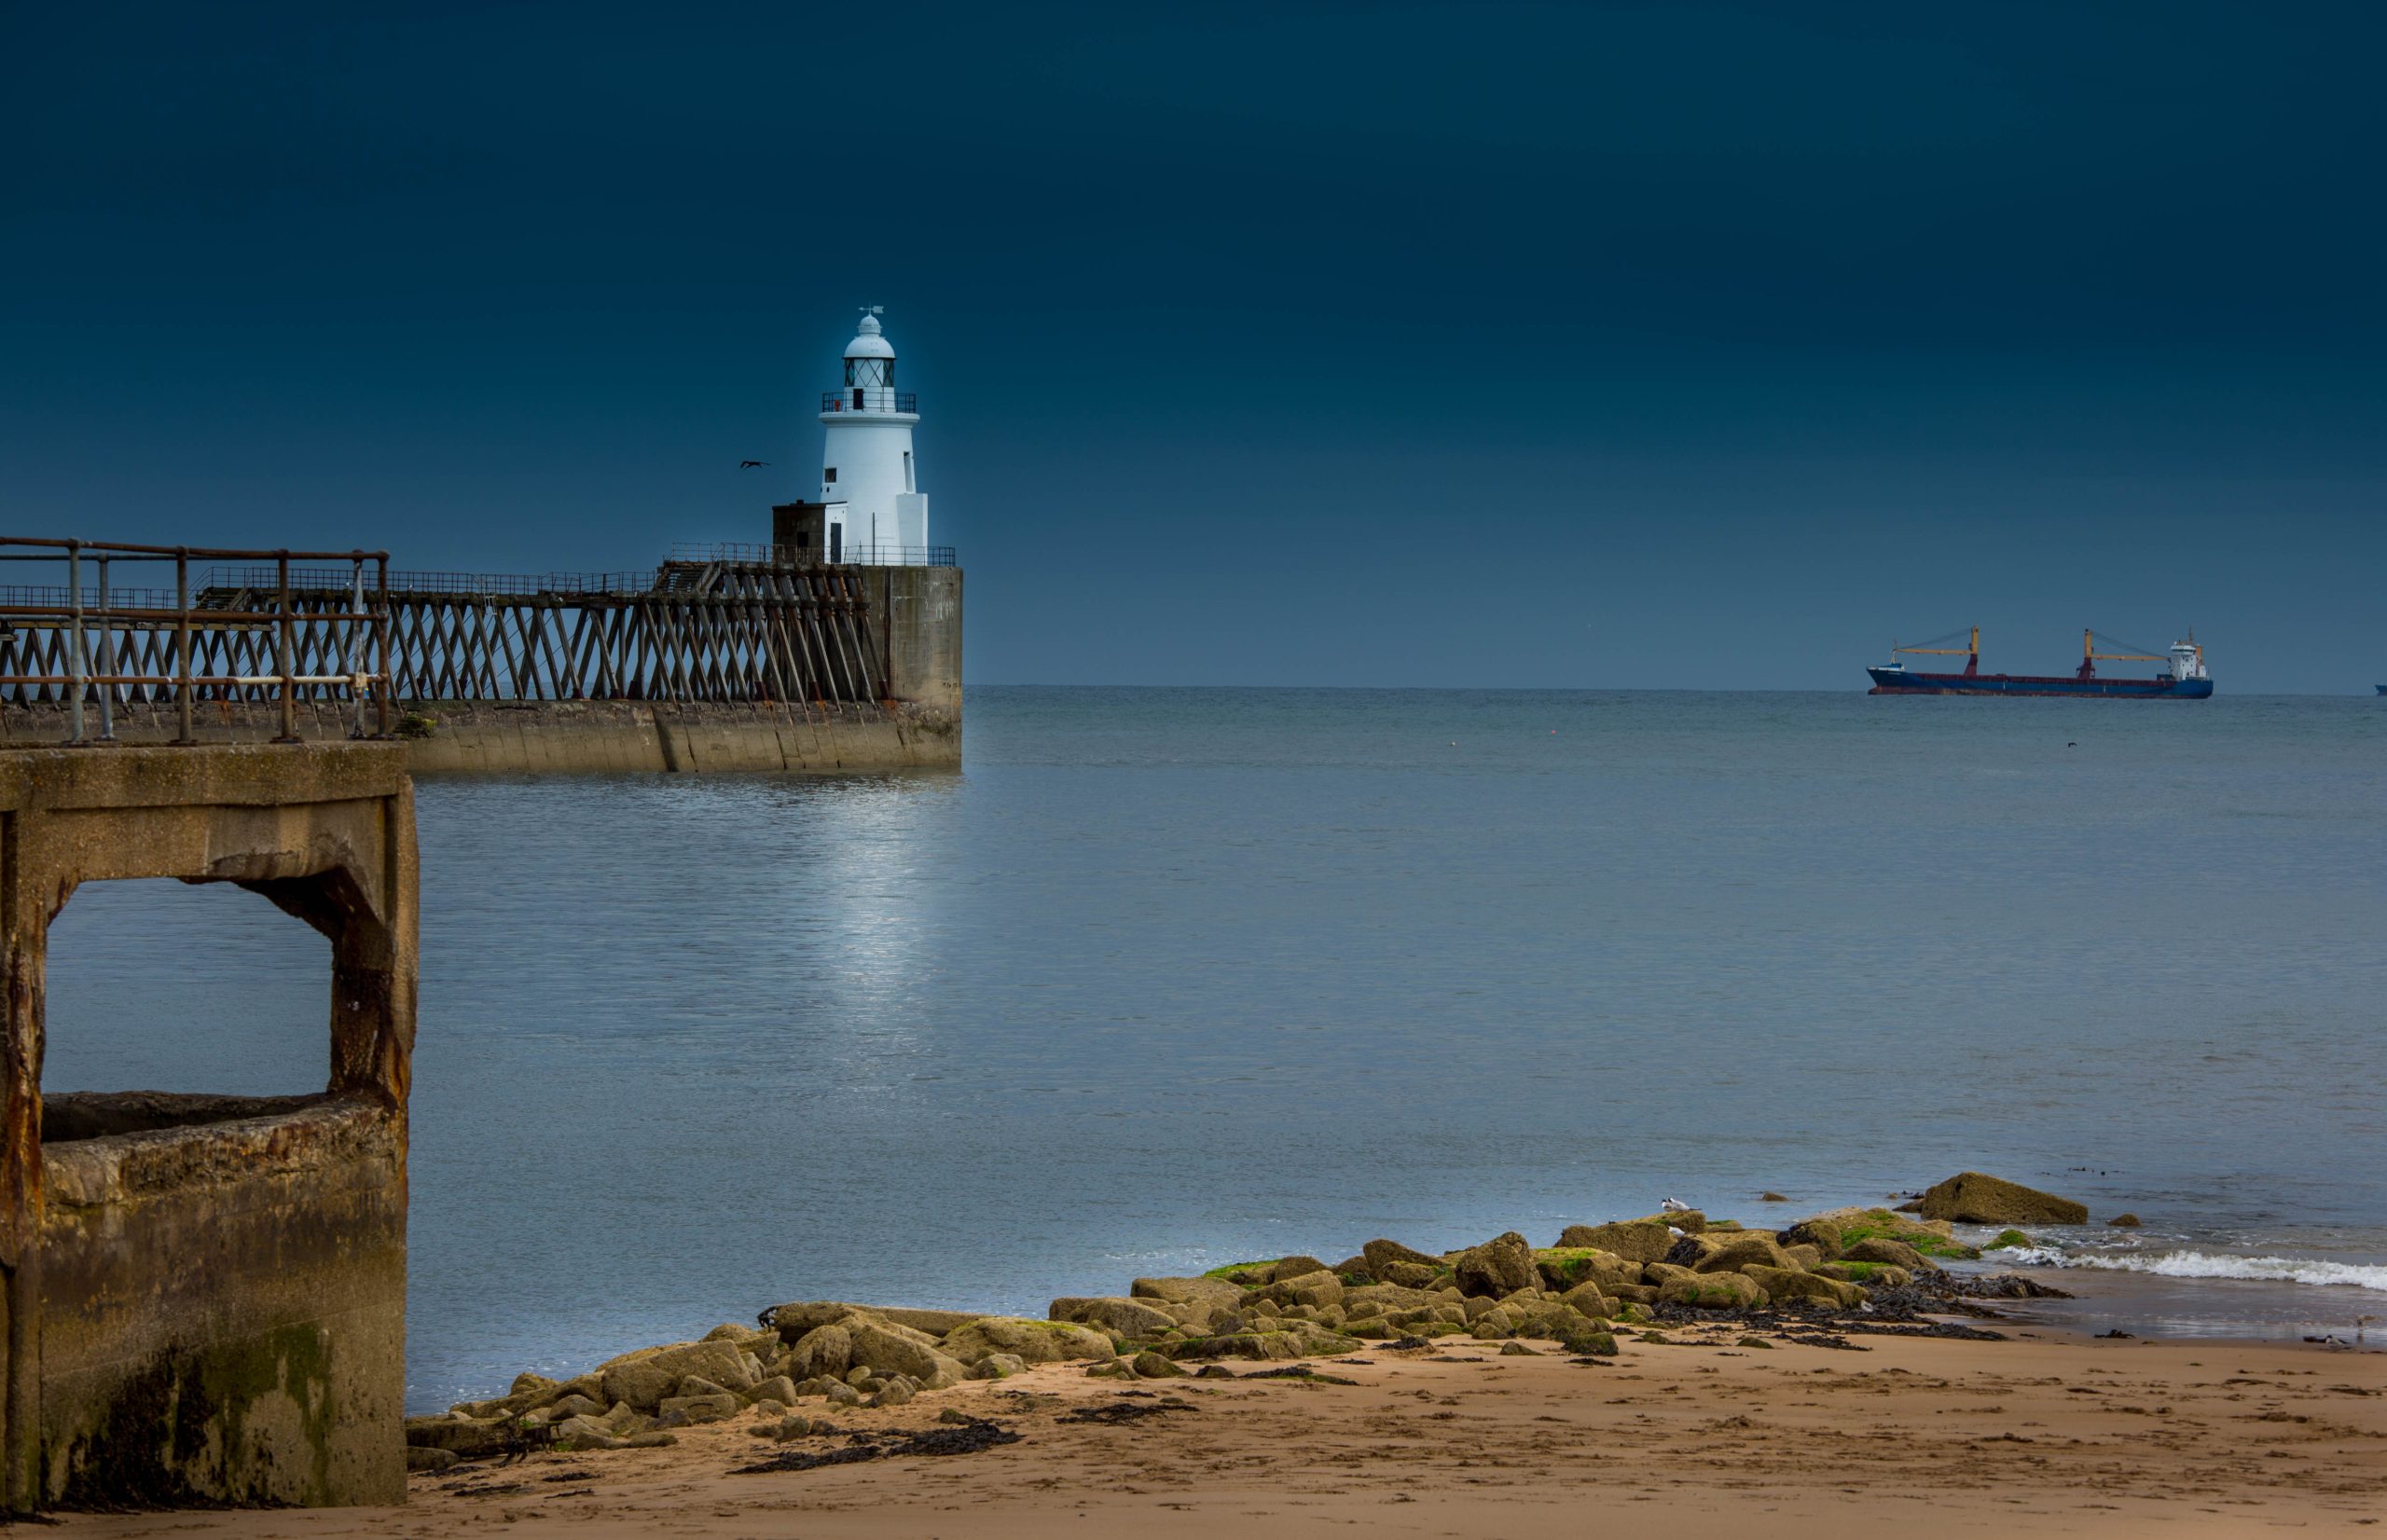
[{"xmin": 829, "ymin": 522, "xmax": 843, "ymax": 563}]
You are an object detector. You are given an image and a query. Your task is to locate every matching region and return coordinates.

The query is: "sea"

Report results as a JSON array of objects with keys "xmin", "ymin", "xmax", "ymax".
[{"xmin": 38, "ymin": 687, "xmax": 2387, "ymax": 1409}]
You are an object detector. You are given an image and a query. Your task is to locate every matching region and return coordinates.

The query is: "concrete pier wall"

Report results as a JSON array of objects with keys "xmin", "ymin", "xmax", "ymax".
[
  {"xmin": 0, "ymin": 743, "xmax": 417, "ymax": 1510},
  {"xmin": 0, "ymin": 699, "xmax": 959, "ymax": 774}
]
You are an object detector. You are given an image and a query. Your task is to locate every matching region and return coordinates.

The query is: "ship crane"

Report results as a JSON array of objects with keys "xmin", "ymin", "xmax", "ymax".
[
  {"xmin": 1886, "ymin": 626, "xmax": 1980, "ymax": 677},
  {"xmin": 2080, "ymin": 629, "xmax": 2195, "ymax": 681}
]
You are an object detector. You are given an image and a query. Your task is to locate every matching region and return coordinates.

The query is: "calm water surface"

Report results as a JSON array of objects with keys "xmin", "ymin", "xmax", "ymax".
[{"xmin": 39, "ymin": 689, "xmax": 2387, "ymax": 1405}]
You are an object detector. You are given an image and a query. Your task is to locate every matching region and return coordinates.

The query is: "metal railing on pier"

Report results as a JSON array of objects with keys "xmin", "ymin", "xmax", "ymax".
[
  {"xmin": 669, "ymin": 542, "xmax": 956, "ymax": 569},
  {"xmin": 0, "ymin": 537, "xmax": 392, "ymax": 743}
]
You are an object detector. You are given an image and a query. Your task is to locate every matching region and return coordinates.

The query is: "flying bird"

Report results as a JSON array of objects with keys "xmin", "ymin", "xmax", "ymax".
[{"xmin": 738, "ymin": 460, "xmax": 770, "ymax": 469}]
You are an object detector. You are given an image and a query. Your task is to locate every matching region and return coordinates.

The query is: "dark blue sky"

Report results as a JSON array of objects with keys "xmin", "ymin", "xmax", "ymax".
[{"xmin": 5, "ymin": 2, "xmax": 2382, "ymax": 689}]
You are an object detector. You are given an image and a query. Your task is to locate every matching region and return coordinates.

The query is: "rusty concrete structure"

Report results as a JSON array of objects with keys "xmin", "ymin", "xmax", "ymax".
[{"xmin": 0, "ymin": 741, "xmax": 416, "ymax": 1511}]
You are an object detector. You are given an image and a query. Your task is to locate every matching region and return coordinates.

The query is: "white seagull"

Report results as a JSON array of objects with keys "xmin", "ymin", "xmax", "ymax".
[{"xmin": 1660, "ymin": 1197, "xmax": 1692, "ymax": 1214}]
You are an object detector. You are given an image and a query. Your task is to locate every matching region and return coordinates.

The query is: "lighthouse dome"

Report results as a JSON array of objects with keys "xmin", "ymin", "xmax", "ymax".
[{"xmin": 844, "ymin": 312, "xmax": 895, "ymax": 361}]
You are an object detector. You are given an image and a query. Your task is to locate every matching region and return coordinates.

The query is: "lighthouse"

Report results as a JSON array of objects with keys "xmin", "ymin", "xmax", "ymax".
[{"xmin": 815, "ymin": 308, "xmax": 927, "ymax": 564}]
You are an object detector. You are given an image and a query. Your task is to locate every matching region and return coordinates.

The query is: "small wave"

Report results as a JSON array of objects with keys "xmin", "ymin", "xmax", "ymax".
[{"xmin": 2005, "ymin": 1246, "xmax": 2387, "ymax": 1293}]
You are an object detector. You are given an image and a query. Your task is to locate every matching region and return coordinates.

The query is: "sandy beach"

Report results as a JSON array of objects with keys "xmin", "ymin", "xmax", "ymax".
[{"xmin": 55, "ymin": 1326, "xmax": 2386, "ymax": 1538}]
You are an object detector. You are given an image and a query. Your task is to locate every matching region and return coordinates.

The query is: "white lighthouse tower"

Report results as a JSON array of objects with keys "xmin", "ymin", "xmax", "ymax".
[{"xmin": 816, "ymin": 308, "xmax": 927, "ymax": 564}]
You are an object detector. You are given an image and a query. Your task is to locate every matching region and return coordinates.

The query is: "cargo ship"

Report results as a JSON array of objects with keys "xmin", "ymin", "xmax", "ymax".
[{"xmin": 1868, "ymin": 627, "xmax": 2213, "ymax": 699}]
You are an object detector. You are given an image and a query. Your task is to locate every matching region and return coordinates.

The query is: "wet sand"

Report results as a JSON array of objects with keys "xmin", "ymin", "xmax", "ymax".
[{"xmin": 55, "ymin": 1326, "xmax": 2387, "ymax": 1538}]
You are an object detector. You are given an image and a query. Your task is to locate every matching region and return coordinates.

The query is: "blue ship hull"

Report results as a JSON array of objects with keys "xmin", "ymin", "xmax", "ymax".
[{"xmin": 1869, "ymin": 667, "xmax": 2213, "ymax": 699}]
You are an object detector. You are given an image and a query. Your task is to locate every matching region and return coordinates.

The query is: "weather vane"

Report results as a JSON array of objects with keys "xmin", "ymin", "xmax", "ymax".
[{"xmin": 861, "ymin": 305, "xmax": 883, "ymax": 317}]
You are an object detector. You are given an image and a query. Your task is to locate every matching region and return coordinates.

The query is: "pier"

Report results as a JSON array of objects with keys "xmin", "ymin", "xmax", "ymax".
[{"xmin": 0, "ymin": 537, "xmax": 962, "ymax": 773}]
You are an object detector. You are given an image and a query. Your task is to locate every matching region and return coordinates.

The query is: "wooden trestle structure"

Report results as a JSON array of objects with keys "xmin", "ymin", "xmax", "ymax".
[{"xmin": 0, "ymin": 556, "xmax": 893, "ymax": 708}]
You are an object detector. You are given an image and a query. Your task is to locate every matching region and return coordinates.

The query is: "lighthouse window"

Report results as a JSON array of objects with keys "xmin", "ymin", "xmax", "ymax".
[{"xmin": 823, "ymin": 468, "xmax": 836, "ymax": 483}]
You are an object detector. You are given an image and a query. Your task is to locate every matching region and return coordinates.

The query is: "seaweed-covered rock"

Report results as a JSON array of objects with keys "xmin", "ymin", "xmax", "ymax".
[
  {"xmin": 1744, "ymin": 1266, "xmax": 1866, "ymax": 1309},
  {"xmin": 1658, "ymin": 1272, "xmax": 1764, "ymax": 1310},
  {"xmin": 2108, "ymin": 1213, "xmax": 2143, "ymax": 1228},
  {"xmin": 1259, "ymin": 1270, "xmax": 1346, "ymax": 1310},
  {"xmin": 1916, "ymin": 1172, "xmax": 2088, "ymax": 1226},
  {"xmin": 1556, "ymin": 1219, "xmax": 1676, "ymax": 1264},
  {"xmin": 1452, "ymin": 1232, "xmax": 1539, "ymax": 1298},
  {"xmin": 1132, "ymin": 1350, "xmax": 1190, "ymax": 1378},
  {"xmin": 943, "ymin": 1316, "xmax": 1115, "ymax": 1366},
  {"xmin": 1691, "ymin": 1234, "xmax": 1795, "ymax": 1276},
  {"xmin": 1557, "ymin": 1281, "xmax": 1616, "ymax": 1318},
  {"xmin": 1775, "ymin": 1217, "xmax": 1844, "ymax": 1257},
  {"xmin": 1131, "ymin": 1275, "xmax": 1246, "ymax": 1308},
  {"xmin": 1841, "ymin": 1237, "xmax": 1934, "ymax": 1270},
  {"xmin": 1663, "ymin": 1233, "xmax": 1727, "ymax": 1270}
]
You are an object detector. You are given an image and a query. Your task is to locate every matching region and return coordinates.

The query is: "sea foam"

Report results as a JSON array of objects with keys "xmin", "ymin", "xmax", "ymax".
[{"xmin": 2003, "ymin": 1246, "xmax": 2387, "ymax": 1293}]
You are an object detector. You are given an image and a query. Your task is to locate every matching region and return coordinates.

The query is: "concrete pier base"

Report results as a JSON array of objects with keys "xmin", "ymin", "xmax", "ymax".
[{"xmin": 0, "ymin": 743, "xmax": 417, "ymax": 1511}]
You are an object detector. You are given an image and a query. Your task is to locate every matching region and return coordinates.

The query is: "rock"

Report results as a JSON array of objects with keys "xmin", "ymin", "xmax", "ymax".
[
  {"xmin": 939, "ymin": 1408, "xmax": 977, "ymax": 1425},
  {"xmin": 1821, "ymin": 1262, "xmax": 1912, "ymax": 1288},
  {"xmin": 1556, "ymin": 1281, "xmax": 1615, "ymax": 1318},
  {"xmin": 407, "ymin": 1445, "xmax": 460, "ymax": 1472},
  {"xmin": 1267, "ymin": 1256, "xmax": 1332, "ymax": 1283},
  {"xmin": 1132, "ymin": 1276, "xmax": 1247, "ymax": 1308},
  {"xmin": 1556, "ymin": 1219, "xmax": 1676, "ymax": 1264},
  {"xmin": 679, "ymin": 1375, "xmax": 735, "ymax": 1398},
  {"xmin": 1452, "ymin": 1232, "xmax": 1539, "ymax": 1298},
  {"xmin": 744, "ymin": 1375, "xmax": 800, "ymax": 1408},
  {"xmin": 766, "ymin": 1301, "xmax": 985, "ymax": 1340},
  {"xmin": 1663, "ymin": 1234, "xmax": 1729, "ymax": 1270},
  {"xmin": 599, "ymin": 1339, "xmax": 758, "ymax": 1411},
  {"xmin": 658, "ymin": 1391, "xmax": 740, "ymax": 1424},
  {"xmin": 1051, "ymin": 1297, "xmax": 1179, "ymax": 1338},
  {"xmin": 1375, "ymin": 1260, "xmax": 1442, "ymax": 1289},
  {"xmin": 846, "ymin": 1316, "xmax": 968, "ymax": 1383},
  {"xmin": 1659, "ymin": 1272, "xmax": 1765, "ymax": 1310},
  {"xmin": 868, "ymin": 1381, "xmax": 915, "ymax": 1408},
  {"xmin": 1744, "ymin": 1266, "xmax": 1866, "ymax": 1309},
  {"xmin": 1362, "ymin": 1238, "xmax": 1446, "ymax": 1276},
  {"xmin": 2109, "ymin": 1213, "xmax": 2142, "ymax": 1228},
  {"xmin": 1759, "ymin": 1191, "xmax": 1789, "ymax": 1203},
  {"xmin": 966, "ymin": 1353, "xmax": 1028, "ymax": 1381},
  {"xmin": 1643, "ymin": 1262, "xmax": 1698, "ymax": 1289},
  {"xmin": 1841, "ymin": 1237, "xmax": 1934, "ymax": 1269},
  {"xmin": 510, "ymin": 1372, "xmax": 561, "ymax": 1398},
  {"xmin": 943, "ymin": 1316, "xmax": 1115, "ymax": 1366},
  {"xmin": 1260, "ymin": 1270, "xmax": 1346, "ymax": 1310},
  {"xmin": 1775, "ymin": 1218, "xmax": 1843, "ymax": 1256},
  {"xmin": 786, "ymin": 1324, "xmax": 854, "ymax": 1382},
  {"xmin": 1783, "ymin": 1244, "xmax": 1823, "ymax": 1269},
  {"xmin": 598, "ymin": 1401, "xmax": 643, "ymax": 1435},
  {"xmin": 1499, "ymin": 1341, "xmax": 1541, "ymax": 1355},
  {"xmin": 1916, "ymin": 1172, "xmax": 2088, "ymax": 1226},
  {"xmin": 1691, "ymin": 1234, "xmax": 1796, "ymax": 1276},
  {"xmin": 622, "ymin": 1432, "xmax": 678, "ymax": 1449},
  {"xmin": 1607, "ymin": 1283, "xmax": 1659, "ymax": 1306},
  {"xmin": 1132, "ymin": 1350, "xmax": 1190, "ymax": 1378},
  {"xmin": 823, "ymin": 1382, "xmax": 862, "ymax": 1407},
  {"xmin": 551, "ymin": 1414, "xmax": 626, "ymax": 1450},
  {"xmin": 1737, "ymin": 1335, "xmax": 1774, "ymax": 1349},
  {"xmin": 525, "ymin": 1372, "xmax": 604, "ymax": 1411},
  {"xmin": 535, "ymin": 1393, "xmax": 605, "ymax": 1423},
  {"xmin": 1797, "ymin": 1207, "xmax": 1978, "ymax": 1260},
  {"xmin": 1562, "ymin": 1327, "xmax": 1620, "ymax": 1356},
  {"xmin": 404, "ymin": 1415, "xmax": 524, "ymax": 1460}
]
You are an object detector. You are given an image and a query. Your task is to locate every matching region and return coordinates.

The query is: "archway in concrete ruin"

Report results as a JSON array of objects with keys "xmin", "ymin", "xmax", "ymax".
[{"xmin": 0, "ymin": 742, "xmax": 417, "ymax": 1512}]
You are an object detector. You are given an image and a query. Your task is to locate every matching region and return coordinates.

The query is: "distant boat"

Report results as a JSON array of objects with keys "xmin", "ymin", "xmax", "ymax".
[{"xmin": 1868, "ymin": 627, "xmax": 2214, "ymax": 699}]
